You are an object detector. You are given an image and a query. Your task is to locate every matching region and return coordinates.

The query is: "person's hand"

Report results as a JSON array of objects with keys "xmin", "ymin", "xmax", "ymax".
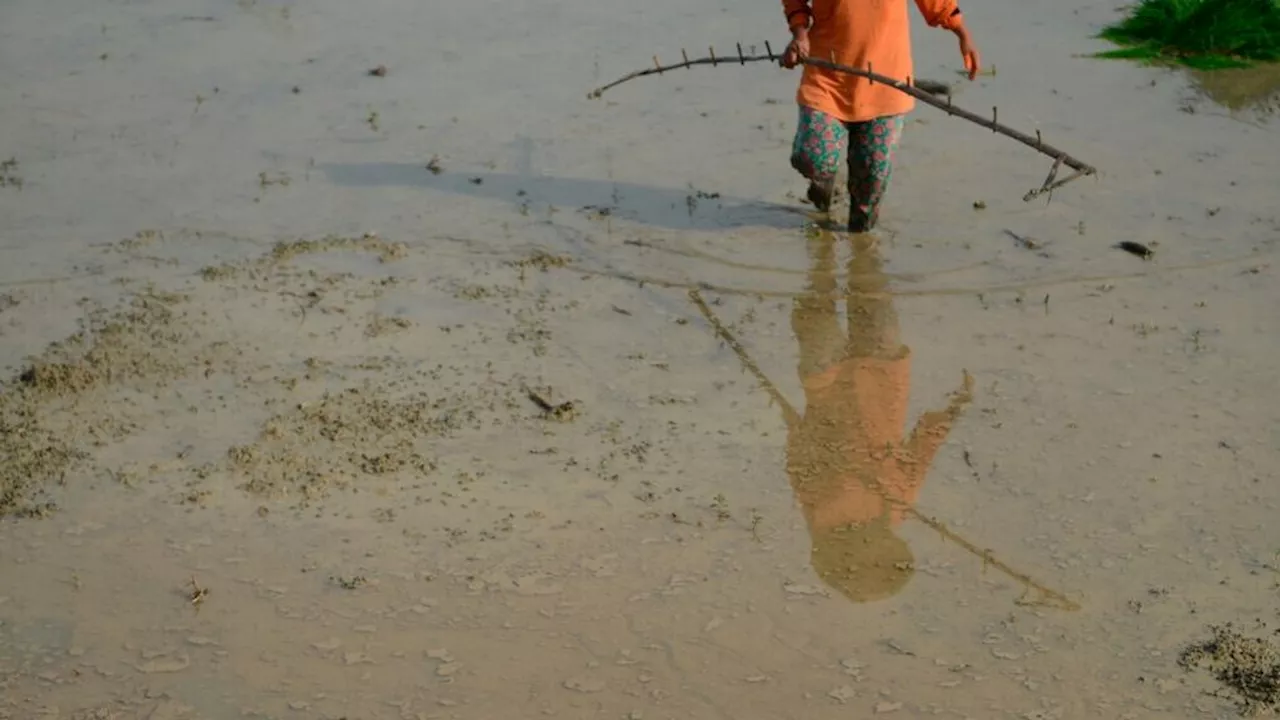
[
  {"xmin": 782, "ymin": 27, "xmax": 809, "ymax": 69},
  {"xmin": 956, "ymin": 29, "xmax": 981, "ymax": 80}
]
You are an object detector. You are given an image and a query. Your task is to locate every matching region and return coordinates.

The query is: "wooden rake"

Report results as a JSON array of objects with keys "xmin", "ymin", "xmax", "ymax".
[{"xmin": 589, "ymin": 43, "xmax": 1097, "ymax": 203}]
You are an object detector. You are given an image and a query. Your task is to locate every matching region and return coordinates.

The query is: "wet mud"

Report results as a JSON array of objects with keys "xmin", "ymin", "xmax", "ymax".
[{"xmin": 3, "ymin": 0, "xmax": 1280, "ymax": 717}]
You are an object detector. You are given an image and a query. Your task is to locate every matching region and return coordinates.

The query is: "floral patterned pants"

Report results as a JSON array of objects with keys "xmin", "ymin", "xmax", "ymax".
[{"xmin": 789, "ymin": 106, "xmax": 905, "ymax": 233}]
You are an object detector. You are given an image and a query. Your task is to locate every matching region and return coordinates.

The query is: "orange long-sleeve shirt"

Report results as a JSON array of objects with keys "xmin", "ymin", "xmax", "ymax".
[
  {"xmin": 787, "ymin": 350, "xmax": 959, "ymax": 531},
  {"xmin": 782, "ymin": 0, "xmax": 965, "ymax": 122}
]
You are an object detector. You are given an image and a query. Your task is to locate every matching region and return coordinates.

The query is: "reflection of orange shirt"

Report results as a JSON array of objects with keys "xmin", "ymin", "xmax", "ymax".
[
  {"xmin": 781, "ymin": 0, "xmax": 966, "ymax": 122},
  {"xmin": 787, "ymin": 349, "xmax": 953, "ymax": 530}
]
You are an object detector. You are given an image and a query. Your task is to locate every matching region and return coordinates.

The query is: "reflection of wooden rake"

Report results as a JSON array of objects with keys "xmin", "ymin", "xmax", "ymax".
[
  {"xmin": 589, "ymin": 44, "xmax": 1097, "ymax": 203},
  {"xmin": 689, "ymin": 289, "xmax": 1081, "ymax": 611}
]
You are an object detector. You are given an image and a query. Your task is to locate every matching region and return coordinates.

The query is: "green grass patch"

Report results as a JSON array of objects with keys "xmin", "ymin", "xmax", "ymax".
[{"xmin": 1096, "ymin": 0, "xmax": 1280, "ymax": 69}]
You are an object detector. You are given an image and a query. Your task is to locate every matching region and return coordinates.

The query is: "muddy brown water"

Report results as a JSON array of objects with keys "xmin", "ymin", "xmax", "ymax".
[{"xmin": 3, "ymin": 0, "xmax": 1280, "ymax": 718}]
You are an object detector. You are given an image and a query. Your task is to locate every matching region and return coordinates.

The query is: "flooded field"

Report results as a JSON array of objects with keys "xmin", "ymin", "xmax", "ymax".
[{"xmin": 1, "ymin": 0, "xmax": 1278, "ymax": 718}]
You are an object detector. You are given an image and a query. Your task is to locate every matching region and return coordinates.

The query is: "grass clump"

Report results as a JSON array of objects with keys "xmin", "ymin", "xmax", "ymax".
[{"xmin": 1096, "ymin": 0, "xmax": 1280, "ymax": 69}]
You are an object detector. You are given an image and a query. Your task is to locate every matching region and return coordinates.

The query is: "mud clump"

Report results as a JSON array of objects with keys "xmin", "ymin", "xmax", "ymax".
[
  {"xmin": 364, "ymin": 313, "xmax": 413, "ymax": 338},
  {"xmin": 15, "ymin": 292, "xmax": 192, "ymax": 398},
  {"xmin": 223, "ymin": 366, "xmax": 538, "ymax": 504},
  {"xmin": 0, "ymin": 157, "xmax": 22, "ymax": 189},
  {"xmin": 0, "ymin": 291, "xmax": 193, "ymax": 517},
  {"xmin": 508, "ymin": 250, "xmax": 570, "ymax": 275},
  {"xmin": 225, "ymin": 384, "xmax": 458, "ymax": 501},
  {"xmin": 17, "ymin": 362, "xmax": 98, "ymax": 395},
  {"xmin": 1179, "ymin": 622, "xmax": 1280, "ymax": 716},
  {"xmin": 2, "ymin": 230, "xmax": 425, "ymax": 518},
  {"xmin": 200, "ymin": 233, "xmax": 406, "ymax": 282},
  {"xmin": 0, "ymin": 408, "xmax": 84, "ymax": 517}
]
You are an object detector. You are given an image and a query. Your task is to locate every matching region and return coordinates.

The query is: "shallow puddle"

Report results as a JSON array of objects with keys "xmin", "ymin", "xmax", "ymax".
[
  {"xmin": 1189, "ymin": 62, "xmax": 1280, "ymax": 113},
  {"xmin": 2, "ymin": 224, "xmax": 1277, "ymax": 719},
  {"xmin": 2, "ymin": 0, "xmax": 1279, "ymax": 718}
]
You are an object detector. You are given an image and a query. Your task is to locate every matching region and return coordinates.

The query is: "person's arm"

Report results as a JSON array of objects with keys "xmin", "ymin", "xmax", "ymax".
[
  {"xmin": 913, "ymin": 0, "xmax": 982, "ymax": 79},
  {"xmin": 782, "ymin": 0, "xmax": 812, "ymax": 33},
  {"xmin": 903, "ymin": 369, "xmax": 973, "ymax": 469},
  {"xmin": 781, "ymin": 0, "xmax": 812, "ymax": 68},
  {"xmin": 903, "ymin": 407, "xmax": 957, "ymax": 473},
  {"xmin": 913, "ymin": 0, "xmax": 963, "ymax": 31}
]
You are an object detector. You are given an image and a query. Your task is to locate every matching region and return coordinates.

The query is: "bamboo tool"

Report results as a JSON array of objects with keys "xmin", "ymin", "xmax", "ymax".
[
  {"xmin": 688, "ymin": 289, "xmax": 1082, "ymax": 612},
  {"xmin": 589, "ymin": 45, "xmax": 1097, "ymax": 202}
]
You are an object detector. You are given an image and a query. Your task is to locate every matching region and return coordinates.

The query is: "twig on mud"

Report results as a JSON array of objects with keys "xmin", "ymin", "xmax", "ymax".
[
  {"xmin": 279, "ymin": 289, "xmax": 322, "ymax": 322},
  {"xmin": 524, "ymin": 385, "xmax": 577, "ymax": 421},
  {"xmin": 187, "ymin": 576, "xmax": 209, "ymax": 607},
  {"xmin": 589, "ymin": 45, "xmax": 1097, "ymax": 202},
  {"xmin": 1117, "ymin": 240, "xmax": 1154, "ymax": 260}
]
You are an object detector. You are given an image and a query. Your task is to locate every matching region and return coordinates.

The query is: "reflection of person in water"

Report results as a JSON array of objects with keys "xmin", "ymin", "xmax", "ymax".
[{"xmin": 785, "ymin": 230, "xmax": 971, "ymax": 603}]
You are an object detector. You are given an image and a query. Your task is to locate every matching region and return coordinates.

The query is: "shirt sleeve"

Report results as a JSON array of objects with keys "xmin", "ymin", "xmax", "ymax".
[
  {"xmin": 902, "ymin": 406, "xmax": 959, "ymax": 475},
  {"xmin": 914, "ymin": 0, "xmax": 965, "ymax": 31},
  {"xmin": 782, "ymin": 0, "xmax": 812, "ymax": 31}
]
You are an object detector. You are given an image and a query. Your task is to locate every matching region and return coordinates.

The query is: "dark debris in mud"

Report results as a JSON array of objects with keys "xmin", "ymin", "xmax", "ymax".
[
  {"xmin": 0, "ymin": 233, "xmax": 414, "ymax": 519},
  {"xmin": 0, "ymin": 235, "xmax": 714, "ymax": 552},
  {"xmin": 0, "ymin": 157, "xmax": 22, "ymax": 189},
  {"xmin": 1179, "ymin": 622, "xmax": 1280, "ymax": 716}
]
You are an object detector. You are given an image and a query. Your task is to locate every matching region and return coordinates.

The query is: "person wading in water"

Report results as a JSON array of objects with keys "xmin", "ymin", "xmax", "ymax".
[{"xmin": 781, "ymin": 0, "xmax": 982, "ymax": 231}]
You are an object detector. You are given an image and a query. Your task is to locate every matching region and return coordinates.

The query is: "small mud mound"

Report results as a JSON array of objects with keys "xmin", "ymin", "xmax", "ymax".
[
  {"xmin": 15, "ymin": 291, "xmax": 194, "ymax": 397},
  {"xmin": 2, "ymin": 231, "xmax": 674, "ymax": 530},
  {"xmin": 199, "ymin": 232, "xmax": 406, "ymax": 282},
  {"xmin": 0, "ymin": 407, "xmax": 84, "ymax": 517},
  {"xmin": 0, "ymin": 291, "xmax": 197, "ymax": 517},
  {"xmin": 0, "ymin": 232, "xmax": 410, "ymax": 519},
  {"xmin": 225, "ymin": 385, "xmax": 440, "ymax": 500},
  {"xmin": 222, "ymin": 374, "xmax": 524, "ymax": 503},
  {"xmin": 1179, "ymin": 622, "xmax": 1280, "ymax": 716}
]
